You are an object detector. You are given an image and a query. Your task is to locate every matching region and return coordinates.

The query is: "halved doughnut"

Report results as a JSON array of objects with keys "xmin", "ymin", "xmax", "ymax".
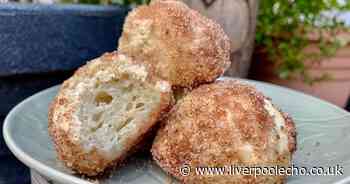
[{"xmin": 48, "ymin": 52, "xmax": 173, "ymax": 176}]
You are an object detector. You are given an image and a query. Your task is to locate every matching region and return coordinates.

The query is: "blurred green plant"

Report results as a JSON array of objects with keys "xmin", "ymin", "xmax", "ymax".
[{"xmin": 256, "ymin": 0, "xmax": 350, "ymax": 84}]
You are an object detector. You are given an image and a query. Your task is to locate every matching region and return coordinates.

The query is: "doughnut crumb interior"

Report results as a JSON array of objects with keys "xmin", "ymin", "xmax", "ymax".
[{"xmin": 48, "ymin": 52, "xmax": 173, "ymax": 176}]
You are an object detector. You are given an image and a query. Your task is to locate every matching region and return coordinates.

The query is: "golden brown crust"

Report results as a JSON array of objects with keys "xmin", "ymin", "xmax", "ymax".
[
  {"xmin": 282, "ymin": 112, "xmax": 297, "ymax": 153},
  {"xmin": 118, "ymin": 0, "xmax": 231, "ymax": 89},
  {"xmin": 48, "ymin": 52, "xmax": 174, "ymax": 176},
  {"xmin": 151, "ymin": 79, "xmax": 297, "ymax": 184}
]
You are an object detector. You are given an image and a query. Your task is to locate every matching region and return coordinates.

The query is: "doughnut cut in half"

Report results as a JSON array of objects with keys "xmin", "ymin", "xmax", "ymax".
[{"xmin": 48, "ymin": 52, "xmax": 173, "ymax": 176}]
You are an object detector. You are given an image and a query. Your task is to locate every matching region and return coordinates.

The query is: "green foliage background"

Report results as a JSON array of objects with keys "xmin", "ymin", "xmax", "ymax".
[{"xmin": 256, "ymin": 0, "xmax": 350, "ymax": 84}]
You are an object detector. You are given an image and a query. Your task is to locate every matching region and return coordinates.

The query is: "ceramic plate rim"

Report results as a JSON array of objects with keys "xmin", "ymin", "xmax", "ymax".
[
  {"xmin": 3, "ymin": 78, "xmax": 350, "ymax": 184},
  {"xmin": 3, "ymin": 86, "xmax": 92, "ymax": 184}
]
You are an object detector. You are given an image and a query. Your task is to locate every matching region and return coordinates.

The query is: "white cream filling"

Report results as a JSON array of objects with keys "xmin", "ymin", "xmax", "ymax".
[{"xmin": 263, "ymin": 99, "xmax": 289, "ymax": 154}]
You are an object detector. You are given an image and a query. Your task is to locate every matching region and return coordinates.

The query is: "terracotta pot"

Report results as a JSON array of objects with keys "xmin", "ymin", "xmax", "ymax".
[{"xmin": 250, "ymin": 44, "xmax": 350, "ymax": 108}]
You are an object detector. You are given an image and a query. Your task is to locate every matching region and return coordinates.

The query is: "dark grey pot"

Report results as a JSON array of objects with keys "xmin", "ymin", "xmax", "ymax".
[
  {"xmin": 0, "ymin": 3, "xmax": 129, "ymax": 76},
  {"xmin": 0, "ymin": 3, "xmax": 129, "ymax": 115}
]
